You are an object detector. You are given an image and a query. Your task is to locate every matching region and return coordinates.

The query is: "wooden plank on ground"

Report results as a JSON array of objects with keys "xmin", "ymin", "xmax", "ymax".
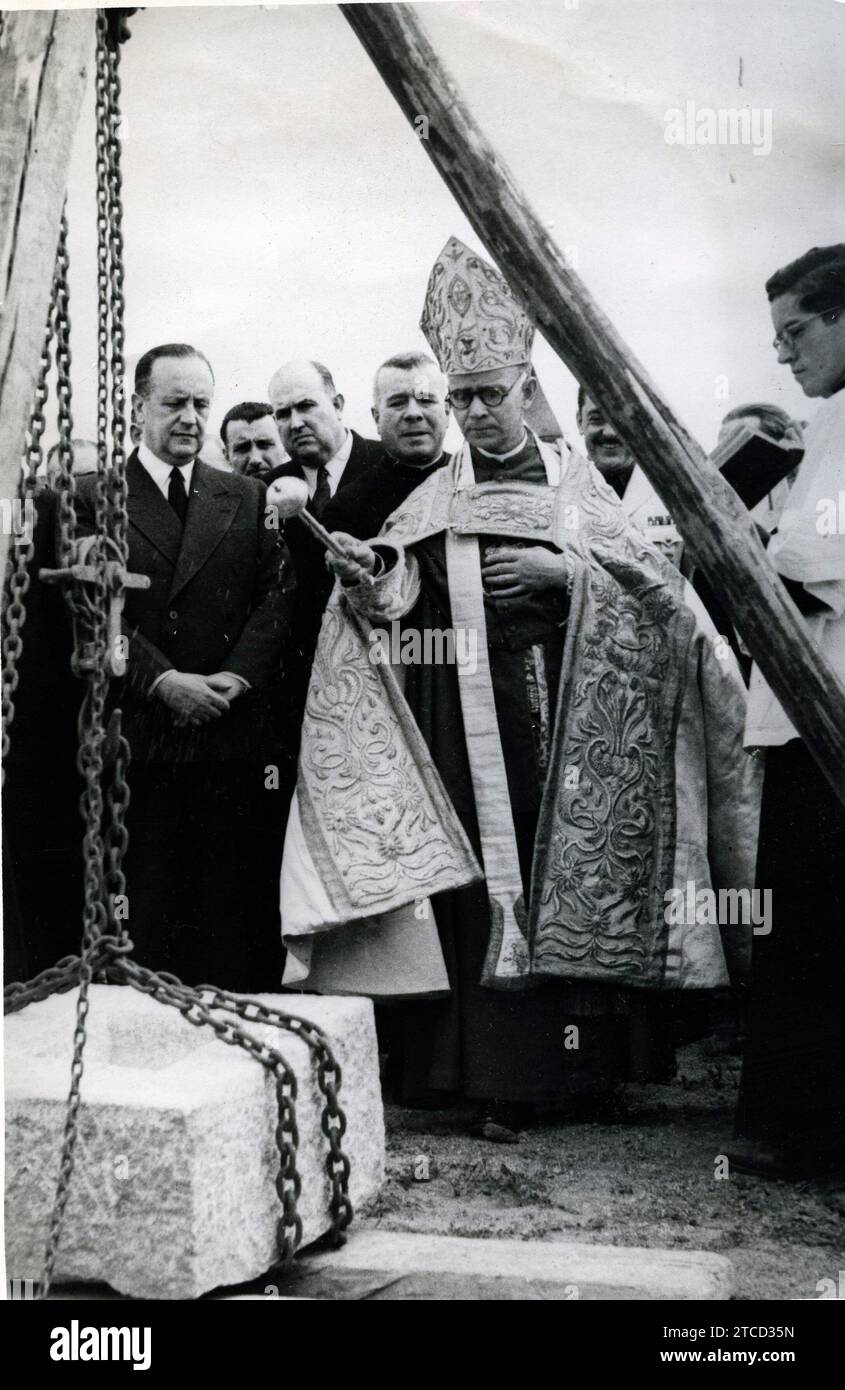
[{"xmin": 277, "ymin": 1229, "xmax": 734, "ymax": 1300}]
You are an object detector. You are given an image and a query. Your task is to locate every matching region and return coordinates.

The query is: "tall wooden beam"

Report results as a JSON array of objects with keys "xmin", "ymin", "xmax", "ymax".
[
  {"xmin": 0, "ymin": 10, "xmax": 94, "ymax": 578},
  {"xmin": 342, "ymin": 2, "xmax": 845, "ymax": 805}
]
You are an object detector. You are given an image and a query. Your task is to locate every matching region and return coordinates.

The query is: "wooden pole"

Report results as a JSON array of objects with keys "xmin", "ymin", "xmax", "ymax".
[
  {"xmin": 342, "ymin": 2, "xmax": 845, "ymax": 805},
  {"xmin": 0, "ymin": 10, "xmax": 94, "ymax": 579}
]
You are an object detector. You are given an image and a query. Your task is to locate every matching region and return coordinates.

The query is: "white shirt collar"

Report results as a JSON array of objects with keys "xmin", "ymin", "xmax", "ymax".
[
  {"xmin": 455, "ymin": 430, "xmax": 563, "ymax": 488},
  {"xmin": 301, "ymin": 429, "xmax": 353, "ymax": 497},
  {"xmin": 137, "ymin": 441, "xmax": 196, "ymax": 498},
  {"xmin": 475, "ymin": 429, "xmax": 529, "ymax": 462}
]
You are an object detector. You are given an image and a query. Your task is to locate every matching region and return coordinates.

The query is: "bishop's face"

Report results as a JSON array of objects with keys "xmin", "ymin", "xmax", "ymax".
[{"xmin": 448, "ymin": 365, "xmax": 535, "ymax": 456}]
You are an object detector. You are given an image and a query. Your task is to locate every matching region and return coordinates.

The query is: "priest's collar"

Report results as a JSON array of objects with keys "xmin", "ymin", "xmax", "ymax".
[
  {"xmin": 388, "ymin": 451, "xmax": 446, "ymax": 472},
  {"xmin": 475, "ymin": 430, "xmax": 529, "ymax": 462}
]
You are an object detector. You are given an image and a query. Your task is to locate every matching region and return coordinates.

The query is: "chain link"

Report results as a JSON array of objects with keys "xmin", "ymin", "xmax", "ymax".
[
  {"xmin": 6, "ymin": 946, "xmax": 354, "ymax": 1268},
  {"xmin": 31, "ymin": 13, "xmax": 129, "ymax": 1298},
  {"xmin": 4, "ymin": 958, "xmax": 83, "ymax": 1015},
  {"xmin": 53, "ymin": 213, "xmax": 78, "ymax": 570},
  {"xmin": 105, "ymin": 35, "xmax": 129, "ymax": 562},
  {"xmin": 116, "ymin": 963, "xmax": 308, "ymax": 1263},
  {"xmin": 191, "ymin": 987, "xmax": 354, "ymax": 1243},
  {"xmin": 1, "ymin": 270, "xmax": 56, "ymax": 769},
  {"xmin": 102, "ymin": 717, "xmax": 132, "ymax": 950}
]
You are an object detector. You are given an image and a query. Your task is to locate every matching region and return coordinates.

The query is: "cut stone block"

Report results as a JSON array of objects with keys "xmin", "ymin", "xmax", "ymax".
[
  {"xmin": 286, "ymin": 1230, "xmax": 734, "ymax": 1300},
  {"xmin": 5, "ymin": 985, "xmax": 384, "ymax": 1300}
]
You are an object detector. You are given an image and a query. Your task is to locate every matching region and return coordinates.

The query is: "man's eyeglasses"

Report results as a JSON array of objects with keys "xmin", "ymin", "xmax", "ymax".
[
  {"xmin": 772, "ymin": 306, "xmax": 844, "ymax": 353},
  {"xmin": 447, "ymin": 373, "xmax": 526, "ymax": 410}
]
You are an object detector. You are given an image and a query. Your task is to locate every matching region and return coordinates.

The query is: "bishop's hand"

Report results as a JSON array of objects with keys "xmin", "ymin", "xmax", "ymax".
[
  {"xmin": 326, "ymin": 532, "xmax": 379, "ymax": 585},
  {"xmin": 482, "ymin": 544, "xmax": 570, "ymax": 599}
]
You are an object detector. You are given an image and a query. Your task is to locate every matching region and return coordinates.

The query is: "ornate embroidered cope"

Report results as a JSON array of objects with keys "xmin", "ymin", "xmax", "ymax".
[{"xmin": 282, "ymin": 437, "xmax": 748, "ymax": 994}]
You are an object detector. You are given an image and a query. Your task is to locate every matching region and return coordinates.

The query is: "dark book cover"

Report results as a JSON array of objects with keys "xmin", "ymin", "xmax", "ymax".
[{"xmin": 710, "ymin": 425, "xmax": 803, "ymax": 511}]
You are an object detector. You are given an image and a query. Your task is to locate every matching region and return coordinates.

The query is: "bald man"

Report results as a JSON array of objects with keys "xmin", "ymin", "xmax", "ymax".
[
  {"xmin": 266, "ymin": 358, "xmax": 384, "ymax": 513},
  {"xmin": 265, "ymin": 359, "xmax": 385, "ymax": 753}
]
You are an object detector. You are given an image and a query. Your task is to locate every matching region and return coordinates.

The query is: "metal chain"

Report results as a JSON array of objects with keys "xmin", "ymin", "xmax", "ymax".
[
  {"xmin": 35, "ymin": 17, "xmax": 113, "ymax": 1295},
  {"xmin": 52, "ymin": 213, "xmax": 78, "ymax": 569},
  {"xmin": 101, "ymin": 718, "xmax": 132, "ymax": 952},
  {"xmin": 192, "ymin": 987, "xmax": 354, "ymax": 1243},
  {"xmin": 37, "ymin": 590, "xmax": 111, "ymax": 1297},
  {"xmin": 0, "ymin": 279, "xmax": 56, "ymax": 768},
  {"xmin": 5, "ymin": 958, "xmax": 83, "ymax": 1014},
  {"xmin": 97, "ymin": 10, "xmax": 133, "ymax": 953},
  {"xmin": 94, "ymin": 12, "xmax": 111, "ymax": 505},
  {"xmin": 105, "ymin": 34, "xmax": 129, "ymax": 560},
  {"xmin": 117, "ymin": 962, "xmax": 306, "ymax": 1263}
]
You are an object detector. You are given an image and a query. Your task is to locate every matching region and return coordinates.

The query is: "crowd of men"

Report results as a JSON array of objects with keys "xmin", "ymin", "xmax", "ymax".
[{"xmin": 3, "ymin": 237, "xmax": 843, "ymax": 1180}]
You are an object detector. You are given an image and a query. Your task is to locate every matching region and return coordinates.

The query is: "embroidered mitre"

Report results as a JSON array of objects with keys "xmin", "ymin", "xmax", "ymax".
[{"xmin": 419, "ymin": 235, "xmax": 534, "ymax": 376}]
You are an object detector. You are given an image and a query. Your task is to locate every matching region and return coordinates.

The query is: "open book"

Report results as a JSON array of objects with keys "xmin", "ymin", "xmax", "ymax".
[{"xmin": 710, "ymin": 424, "xmax": 804, "ymax": 511}]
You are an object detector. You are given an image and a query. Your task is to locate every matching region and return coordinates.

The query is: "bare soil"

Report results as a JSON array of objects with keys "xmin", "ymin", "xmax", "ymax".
[{"xmin": 360, "ymin": 1040, "xmax": 845, "ymax": 1301}]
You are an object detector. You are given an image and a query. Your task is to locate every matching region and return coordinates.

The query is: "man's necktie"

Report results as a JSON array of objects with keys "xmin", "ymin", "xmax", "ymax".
[
  {"xmin": 168, "ymin": 466, "xmax": 188, "ymax": 525},
  {"xmin": 311, "ymin": 464, "xmax": 331, "ymax": 519}
]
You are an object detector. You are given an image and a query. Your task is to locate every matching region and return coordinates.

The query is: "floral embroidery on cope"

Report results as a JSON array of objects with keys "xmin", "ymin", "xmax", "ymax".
[
  {"xmin": 302, "ymin": 602, "xmax": 476, "ymax": 911},
  {"xmin": 530, "ymin": 551, "xmax": 692, "ymax": 987}
]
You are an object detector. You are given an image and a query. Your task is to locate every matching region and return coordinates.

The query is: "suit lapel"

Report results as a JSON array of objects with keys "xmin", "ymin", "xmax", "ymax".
[
  {"xmin": 269, "ymin": 437, "xmax": 372, "ymax": 517},
  {"xmin": 169, "ymin": 460, "xmax": 242, "ymax": 599},
  {"xmin": 128, "ymin": 452, "xmax": 183, "ymax": 566},
  {"xmin": 341, "ymin": 433, "xmax": 372, "ymax": 491}
]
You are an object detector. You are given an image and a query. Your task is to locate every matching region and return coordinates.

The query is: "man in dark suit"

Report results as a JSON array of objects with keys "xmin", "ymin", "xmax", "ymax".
[
  {"xmin": 266, "ymin": 358, "xmax": 384, "ymax": 509},
  {"xmin": 323, "ymin": 350, "xmax": 450, "ymax": 538},
  {"xmin": 74, "ymin": 343, "xmax": 294, "ymax": 990},
  {"xmin": 264, "ymin": 359, "xmax": 384, "ymax": 753}
]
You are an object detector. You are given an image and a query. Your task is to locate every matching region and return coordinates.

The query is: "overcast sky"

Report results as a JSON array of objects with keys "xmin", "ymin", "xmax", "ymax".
[{"xmin": 59, "ymin": 0, "xmax": 843, "ymax": 456}]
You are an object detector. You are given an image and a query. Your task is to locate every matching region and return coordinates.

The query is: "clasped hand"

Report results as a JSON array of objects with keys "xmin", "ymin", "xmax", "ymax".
[
  {"xmin": 482, "ymin": 545, "xmax": 569, "ymax": 599},
  {"xmin": 156, "ymin": 671, "xmax": 243, "ymax": 727}
]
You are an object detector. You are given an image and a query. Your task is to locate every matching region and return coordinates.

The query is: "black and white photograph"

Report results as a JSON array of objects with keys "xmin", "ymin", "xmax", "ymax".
[{"xmin": 1, "ymin": 0, "xmax": 843, "ymax": 1347}]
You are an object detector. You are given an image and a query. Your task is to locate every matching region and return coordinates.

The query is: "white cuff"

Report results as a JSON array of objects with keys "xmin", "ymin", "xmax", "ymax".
[
  {"xmin": 148, "ymin": 669, "xmax": 176, "ymax": 696},
  {"xmin": 342, "ymin": 543, "xmax": 420, "ymax": 621}
]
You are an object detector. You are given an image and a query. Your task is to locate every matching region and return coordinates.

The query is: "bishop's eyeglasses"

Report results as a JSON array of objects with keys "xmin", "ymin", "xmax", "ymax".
[{"xmin": 447, "ymin": 373, "xmax": 527, "ymax": 410}]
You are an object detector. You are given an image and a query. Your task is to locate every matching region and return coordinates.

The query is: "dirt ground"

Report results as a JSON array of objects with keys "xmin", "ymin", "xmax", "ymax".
[{"xmin": 359, "ymin": 1039, "xmax": 845, "ymax": 1301}]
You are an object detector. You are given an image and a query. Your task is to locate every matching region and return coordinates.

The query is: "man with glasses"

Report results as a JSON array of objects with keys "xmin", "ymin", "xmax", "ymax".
[
  {"xmin": 729, "ymin": 243, "xmax": 845, "ymax": 1180},
  {"xmin": 280, "ymin": 238, "xmax": 757, "ymax": 1143}
]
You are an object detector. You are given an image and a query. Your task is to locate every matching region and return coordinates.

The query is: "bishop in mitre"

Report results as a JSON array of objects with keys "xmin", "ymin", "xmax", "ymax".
[{"xmin": 278, "ymin": 237, "xmax": 761, "ymax": 1140}]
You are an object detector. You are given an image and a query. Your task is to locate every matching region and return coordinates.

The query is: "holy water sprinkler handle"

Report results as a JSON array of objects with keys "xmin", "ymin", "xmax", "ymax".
[{"xmin": 267, "ymin": 476, "xmax": 375, "ymax": 586}]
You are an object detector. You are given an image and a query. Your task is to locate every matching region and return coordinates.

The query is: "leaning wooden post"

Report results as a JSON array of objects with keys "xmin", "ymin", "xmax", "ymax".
[
  {"xmin": 342, "ymin": 2, "xmax": 845, "ymax": 805},
  {"xmin": 0, "ymin": 10, "xmax": 95, "ymax": 578}
]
